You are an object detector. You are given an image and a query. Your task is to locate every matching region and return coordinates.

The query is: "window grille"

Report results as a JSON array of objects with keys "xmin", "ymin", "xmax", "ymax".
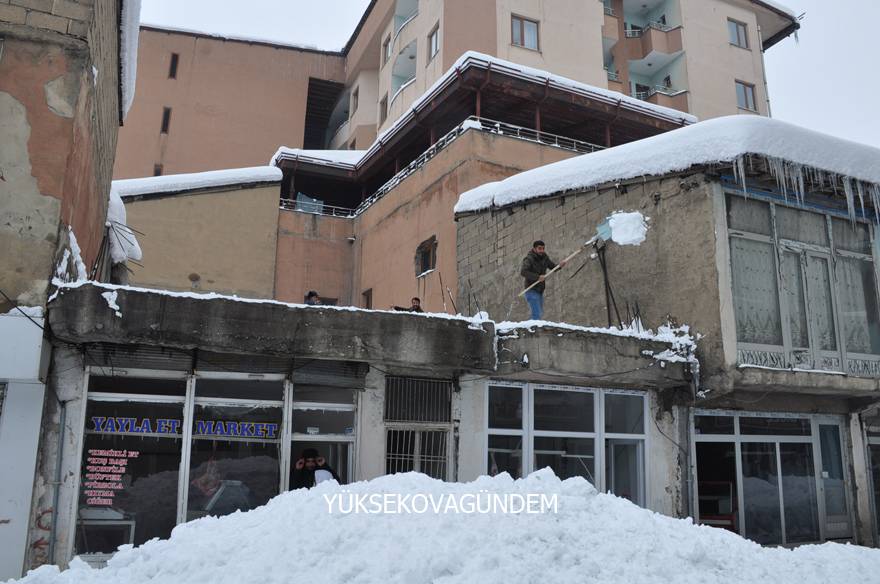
[
  {"xmin": 385, "ymin": 428, "xmax": 448, "ymax": 479},
  {"xmin": 384, "ymin": 376, "xmax": 452, "ymax": 423}
]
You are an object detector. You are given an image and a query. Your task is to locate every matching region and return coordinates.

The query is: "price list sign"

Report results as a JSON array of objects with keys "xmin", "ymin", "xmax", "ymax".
[{"xmin": 83, "ymin": 448, "xmax": 139, "ymax": 506}]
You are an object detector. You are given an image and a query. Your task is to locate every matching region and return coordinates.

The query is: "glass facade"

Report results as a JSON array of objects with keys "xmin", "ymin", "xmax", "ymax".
[
  {"xmin": 75, "ymin": 372, "xmax": 358, "ymax": 559},
  {"xmin": 487, "ymin": 383, "xmax": 646, "ymax": 506},
  {"xmin": 726, "ymin": 194, "xmax": 880, "ymax": 375},
  {"xmin": 693, "ymin": 411, "xmax": 852, "ymax": 545}
]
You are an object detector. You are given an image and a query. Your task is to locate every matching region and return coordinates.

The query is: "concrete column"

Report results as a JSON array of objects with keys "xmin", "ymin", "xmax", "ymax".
[
  {"xmin": 0, "ymin": 382, "xmax": 46, "ymax": 580},
  {"xmin": 849, "ymin": 414, "xmax": 876, "ymax": 547},
  {"xmin": 456, "ymin": 375, "xmax": 486, "ymax": 482},
  {"xmin": 356, "ymin": 367, "xmax": 386, "ymax": 481}
]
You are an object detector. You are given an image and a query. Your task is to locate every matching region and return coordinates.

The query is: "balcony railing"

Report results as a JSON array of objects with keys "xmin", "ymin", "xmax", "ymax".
[
  {"xmin": 624, "ymin": 21, "xmax": 674, "ymax": 37},
  {"xmin": 607, "ymin": 70, "xmax": 621, "ymax": 82},
  {"xmin": 633, "ymin": 85, "xmax": 686, "ymax": 100},
  {"xmin": 352, "ymin": 116, "xmax": 603, "ymax": 216},
  {"xmin": 279, "ymin": 198, "xmax": 355, "ymax": 217},
  {"xmin": 604, "ymin": 5, "xmax": 616, "ymax": 16}
]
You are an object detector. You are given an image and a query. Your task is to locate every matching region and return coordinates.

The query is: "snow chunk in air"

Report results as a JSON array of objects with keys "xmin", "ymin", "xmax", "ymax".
[
  {"xmin": 455, "ymin": 116, "xmax": 880, "ymax": 215},
  {"xmin": 15, "ymin": 471, "xmax": 880, "ymax": 584},
  {"xmin": 113, "ymin": 166, "xmax": 282, "ymax": 198},
  {"xmin": 607, "ymin": 211, "xmax": 648, "ymax": 246}
]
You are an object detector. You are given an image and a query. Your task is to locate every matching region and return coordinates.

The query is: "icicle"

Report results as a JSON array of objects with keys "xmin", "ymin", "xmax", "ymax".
[
  {"xmin": 733, "ymin": 155, "xmax": 747, "ymax": 196},
  {"xmin": 842, "ymin": 178, "xmax": 857, "ymax": 223},
  {"xmin": 870, "ymin": 184, "xmax": 880, "ymax": 225},
  {"xmin": 856, "ymin": 181, "xmax": 867, "ymax": 220}
]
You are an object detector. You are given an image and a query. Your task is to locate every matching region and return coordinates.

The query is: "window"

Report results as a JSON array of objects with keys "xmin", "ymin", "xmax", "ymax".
[
  {"xmin": 511, "ymin": 15, "xmax": 539, "ymax": 50},
  {"xmin": 153, "ymin": 164, "xmax": 163, "ymax": 177},
  {"xmin": 160, "ymin": 107, "xmax": 172, "ymax": 134},
  {"xmin": 735, "ymin": 80, "xmax": 756, "ymax": 111},
  {"xmin": 427, "ymin": 25, "xmax": 439, "ymax": 61},
  {"xmin": 694, "ymin": 411, "xmax": 852, "ymax": 544},
  {"xmin": 379, "ymin": 95, "xmax": 388, "ymax": 124},
  {"xmin": 350, "ymin": 87, "xmax": 359, "ymax": 115},
  {"xmin": 362, "ymin": 289, "xmax": 372, "ymax": 309},
  {"xmin": 727, "ymin": 194, "xmax": 880, "ymax": 375},
  {"xmin": 168, "ymin": 52, "xmax": 179, "ymax": 79},
  {"xmin": 728, "ymin": 19, "xmax": 749, "ymax": 48},
  {"xmin": 487, "ymin": 384, "xmax": 646, "ymax": 505},
  {"xmin": 415, "ymin": 236, "xmax": 437, "ymax": 276},
  {"xmin": 385, "ymin": 377, "xmax": 453, "ymax": 480},
  {"xmin": 383, "ymin": 35, "xmax": 391, "ymax": 65}
]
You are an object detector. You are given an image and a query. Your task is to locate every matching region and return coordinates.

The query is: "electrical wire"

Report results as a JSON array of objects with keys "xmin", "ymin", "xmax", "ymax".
[{"xmin": 0, "ymin": 287, "xmax": 45, "ymax": 331}]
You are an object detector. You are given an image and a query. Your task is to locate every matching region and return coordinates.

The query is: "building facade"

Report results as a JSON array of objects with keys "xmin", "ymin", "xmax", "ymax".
[
  {"xmin": 114, "ymin": 0, "xmax": 797, "ymax": 179},
  {"xmin": 0, "ymin": 0, "xmax": 136, "ymax": 579}
]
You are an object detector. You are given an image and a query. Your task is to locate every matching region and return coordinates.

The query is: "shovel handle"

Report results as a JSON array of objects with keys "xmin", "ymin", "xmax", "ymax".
[{"xmin": 518, "ymin": 245, "xmax": 588, "ymax": 297}]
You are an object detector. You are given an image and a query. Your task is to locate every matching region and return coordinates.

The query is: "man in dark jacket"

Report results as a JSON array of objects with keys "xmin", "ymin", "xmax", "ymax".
[
  {"xmin": 291, "ymin": 447, "xmax": 341, "ymax": 489},
  {"xmin": 391, "ymin": 297, "xmax": 424, "ymax": 313},
  {"xmin": 520, "ymin": 240, "xmax": 566, "ymax": 320}
]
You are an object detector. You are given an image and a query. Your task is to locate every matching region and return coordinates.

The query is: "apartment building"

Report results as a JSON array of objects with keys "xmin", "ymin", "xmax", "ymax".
[{"xmin": 114, "ymin": 0, "xmax": 797, "ymax": 178}]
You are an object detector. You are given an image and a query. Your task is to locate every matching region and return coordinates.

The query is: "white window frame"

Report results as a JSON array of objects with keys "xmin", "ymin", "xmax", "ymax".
[
  {"xmin": 735, "ymin": 80, "xmax": 757, "ymax": 111},
  {"xmin": 690, "ymin": 409, "xmax": 855, "ymax": 545},
  {"xmin": 484, "ymin": 382, "xmax": 648, "ymax": 505},
  {"xmin": 511, "ymin": 14, "xmax": 540, "ymax": 51},
  {"xmin": 728, "ymin": 18, "xmax": 749, "ymax": 49},
  {"xmin": 427, "ymin": 24, "xmax": 439, "ymax": 61}
]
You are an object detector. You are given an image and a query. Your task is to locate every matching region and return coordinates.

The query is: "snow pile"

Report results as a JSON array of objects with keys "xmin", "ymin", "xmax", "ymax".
[
  {"xmin": 270, "ymin": 148, "xmax": 366, "ymax": 167},
  {"xmin": 107, "ymin": 187, "xmax": 142, "ymax": 264},
  {"xmin": 67, "ymin": 227, "xmax": 88, "ymax": 282},
  {"xmin": 455, "ymin": 116, "xmax": 880, "ymax": 216},
  {"xmin": 113, "ymin": 167, "xmax": 282, "ymax": 198},
  {"xmin": 2, "ymin": 306, "xmax": 44, "ymax": 318},
  {"xmin": 14, "ymin": 471, "xmax": 880, "ymax": 584},
  {"xmin": 496, "ymin": 319, "xmax": 697, "ymax": 365},
  {"xmin": 120, "ymin": 0, "xmax": 142, "ymax": 119},
  {"xmin": 607, "ymin": 211, "xmax": 648, "ymax": 246},
  {"xmin": 100, "ymin": 290, "xmax": 122, "ymax": 318}
]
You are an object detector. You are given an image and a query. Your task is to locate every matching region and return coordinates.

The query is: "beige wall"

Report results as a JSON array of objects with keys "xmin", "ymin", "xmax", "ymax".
[
  {"xmin": 114, "ymin": 29, "xmax": 345, "ymax": 179},
  {"xmin": 679, "ymin": 0, "xmax": 769, "ymax": 118},
  {"xmin": 124, "ymin": 185, "xmax": 280, "ymax": 298},
  {"xmin": 275, "ymin": 210, "xmax": 354, "ymax": 305},
  {"xmin": 351, "ymin": 128, "xmax": 577, "ymax": 314},
  {"xmin": 495, "ymin": 0, "xmax": 607, "ymax": 88}
]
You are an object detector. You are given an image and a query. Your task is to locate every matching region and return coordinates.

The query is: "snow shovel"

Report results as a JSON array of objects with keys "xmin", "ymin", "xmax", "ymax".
[{"xmin": 518, "ymin": 218, "xmax": 612, "ymax": 297}]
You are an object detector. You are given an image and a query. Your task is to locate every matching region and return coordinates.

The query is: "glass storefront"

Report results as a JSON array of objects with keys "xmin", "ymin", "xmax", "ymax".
[
  {"xmin": 486, "ymin": 383, "xmax": 647, "ymax": 506},
  {"xmin": 75, "ymin": 371, "xmax": 358, "ymax": 560},
  {"xmin": 693, "ymin": 411, "xmax": 852, "ymax": 545}
]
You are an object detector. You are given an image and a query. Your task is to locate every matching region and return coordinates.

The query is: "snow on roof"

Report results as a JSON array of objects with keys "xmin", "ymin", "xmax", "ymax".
[
  {"xmin": 455, "ymin": 115, "xmax": 880, "ymax": 215},
  {"xmin": 120, "ymin": 0, "xmax": 141, "ymax": 119},
  {"xmin": 141, "ymin": 23, "xmax": 323, "ymax": 52},
  {"xmin": 756, "ymin": 0, "xmax": 797, "ymax": 19},
  {"xmin": 18, "ymin": 471, "xmax": 880, "ymax": 584},
  {"xmin": 113, "ymin": 166, "xmax": 283, "ymax": 198},
  {"xmin": 270, "ymin": 148, "xmax": 367, "ymax": 167},
  {"xmin": 273, "ymin": 51, "xmax": 696, "ymax": 170}
]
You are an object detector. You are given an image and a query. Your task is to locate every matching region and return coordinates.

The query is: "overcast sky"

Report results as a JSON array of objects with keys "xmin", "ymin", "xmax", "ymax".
[{"xmin": 140, "ymin": 0, "xmax": 879, "ymax": 149}]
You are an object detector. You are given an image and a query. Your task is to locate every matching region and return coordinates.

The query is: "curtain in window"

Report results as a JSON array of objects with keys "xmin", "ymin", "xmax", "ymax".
[
  {"xmin": 837, "ymin": 257, "xmax": 880, "ymax": 354},
  {"xmin": 805, "ymin": 257, "xmax": 837, "ymax": 351},
  {"xmin": 781, "ymin": 252, "xmax": 809, "ymax": 348},
  {"xmin": 731, "ymin": 238, "xmax": 782, "ymax": 345}
]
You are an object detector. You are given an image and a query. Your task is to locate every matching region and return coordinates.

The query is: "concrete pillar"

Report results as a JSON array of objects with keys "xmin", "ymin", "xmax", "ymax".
[
  {"xmin": 849, "ymin": 414, "xmax": 876, "ymax": 547},
  {"xmin": 456, "ymin": 375, "xmax": 486, "ymax": 482},
  {"xmin": 356, "ymin": 367, "xmax": 386, "ymax": 481}
]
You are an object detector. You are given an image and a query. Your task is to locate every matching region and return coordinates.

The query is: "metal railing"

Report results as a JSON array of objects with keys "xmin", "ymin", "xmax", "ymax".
[
  {"xmin": 604, "ymin": 5, "xmax": 616, "ymax": 16},
  {"xmin": 279, "ymin": 198, "xmax": 355, "ymax": 217},
  {"xmin": 352, "ymin": 116, "xmax": 604, "ymax": 216},
  {"xmin": 607, "ymin": 70, "xmax": 621, "ymax": 82},
  {"xmin": 633, "ymin": 85, "xmax": 682, "ymax": 100},
  {"xmin": 624, "ymin": 21, "xmax": 674, "ymax": 37}
]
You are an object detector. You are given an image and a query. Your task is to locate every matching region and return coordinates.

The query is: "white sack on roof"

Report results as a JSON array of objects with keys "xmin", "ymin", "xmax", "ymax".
[{"xmin": 107, "ymin": 187, "xmax": 142, "ymax": 264}]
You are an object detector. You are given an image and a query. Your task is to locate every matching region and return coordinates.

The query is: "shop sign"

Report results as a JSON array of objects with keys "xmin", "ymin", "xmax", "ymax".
[{"xmin": 90, "ymin": 416, "xmax": 280, "ymax": 439}]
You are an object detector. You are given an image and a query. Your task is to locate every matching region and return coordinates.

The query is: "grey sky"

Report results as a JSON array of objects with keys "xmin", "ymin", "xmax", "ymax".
[{"xmin": 140, "ymin": 0, "xmax": 879, "ymax": 149}]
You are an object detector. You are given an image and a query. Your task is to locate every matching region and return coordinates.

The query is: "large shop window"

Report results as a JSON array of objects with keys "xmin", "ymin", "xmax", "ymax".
[
  {"xmin": 693, "ymin": 412, "xmax": 852, "ymax": 545},
  {"xmin": 486, "ymin": 384, "xmax": 646, "ymax": 506},
  {"xmin": 726, "ymin": 194, "xmax": 880, "ymax": 376},
  {"xmin": 76, "ymin": 371, "xmax": 359, "ymax": 559}
]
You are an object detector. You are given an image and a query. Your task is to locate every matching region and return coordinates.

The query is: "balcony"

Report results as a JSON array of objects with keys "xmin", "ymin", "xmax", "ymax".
[
  {"xmin": 603, "ymin": 9, "xmax": 619, "ymax": 44},
  {"xmin": 624, "ymin": 23, "xmax": 683, "ymax": 61},
  {"xmin": 633, "ymin": 85, "xmax": 689, "ymax": 112},
  {"xmin": 606, "ymin": 69, "xmax": 624, "ymax": 93}
]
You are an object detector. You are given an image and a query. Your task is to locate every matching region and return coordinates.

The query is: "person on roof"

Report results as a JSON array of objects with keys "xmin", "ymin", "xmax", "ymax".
[
  {"xmin": 305, "ymin": 290, "xmax": 321, "ymax": 306},
  {"xmin": 520, "ymin": 240, "xmax": 566, "ymax": 320},
  {"xmin": 391, "ymin": 297, "xmax": 425, "ymax": 313},
  {"xmin": 291, "ymin": 448, "xmax": 341, "ymax": 489}
]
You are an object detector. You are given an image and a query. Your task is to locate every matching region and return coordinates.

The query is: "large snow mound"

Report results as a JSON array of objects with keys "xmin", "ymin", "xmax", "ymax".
[
  {"xmin": 13, "ymin": 471, "xmax": 880, "ymax": 584},
  {"xmin": 113, "ymin": 167, "xmax": 282, "ymax": 198},
  {"xmin": 455, "ymin": 116, "xmax": 880, "ymax": 214}
]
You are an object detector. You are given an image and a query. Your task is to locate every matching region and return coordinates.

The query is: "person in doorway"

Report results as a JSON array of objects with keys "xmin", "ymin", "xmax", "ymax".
[
  {"xmin": 292, "ymin": 448, "xmax": 341, "ymax": 489},
  {"xmin": 520, "ymin": 240, "xmax": 566, "ymax": 320},
  {"xmin": 305, "ymin": 290, "xmax": 321, "ymax": 306},
  {"xmin": 391, "ymin": 297, "xmax": 424, "ymax": 313}
]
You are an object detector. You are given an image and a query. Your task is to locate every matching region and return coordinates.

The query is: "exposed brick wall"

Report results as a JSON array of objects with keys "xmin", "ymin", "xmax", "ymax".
[
  {"xmin": 1, "ymin": 0, "xmax": 95, "ymax": 38},
  {"xmin": 455, "ymin": 173, "xmax": 728, "ymax": 376}
]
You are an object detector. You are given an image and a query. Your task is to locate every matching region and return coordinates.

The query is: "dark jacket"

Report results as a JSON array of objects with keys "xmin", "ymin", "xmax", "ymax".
[
  {"xmin": 520, "ymin": 250, "xmax": 557, "ymax": 294},
  {"xmin": 393, "ymin": 305, "xmax": 424, "ymax": 313},
  {"xmin": 292, "ymin": 464, "xmax": 341, "ymax": 489}
]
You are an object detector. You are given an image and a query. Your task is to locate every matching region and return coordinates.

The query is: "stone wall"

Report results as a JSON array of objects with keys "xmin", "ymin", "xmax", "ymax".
[{"xmin": 455, "ymin": 172, "xmax": 729, "ymax": 378}]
